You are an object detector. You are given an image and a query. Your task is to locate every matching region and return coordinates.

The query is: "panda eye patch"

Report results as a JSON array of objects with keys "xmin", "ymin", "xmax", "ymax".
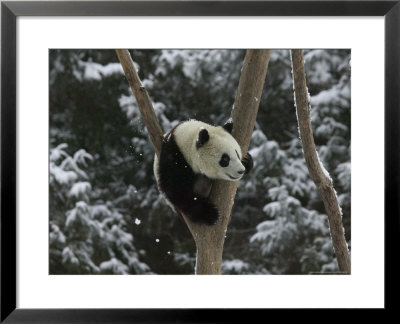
[{"xmin": 219, "ymin": 153, "xmax": 230, "ymax": 167}]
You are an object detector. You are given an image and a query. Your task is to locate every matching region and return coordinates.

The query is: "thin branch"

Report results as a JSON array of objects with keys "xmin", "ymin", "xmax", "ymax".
[
  {"xmin": 291, "ymin": 49, "xmax": 351, "ymax": 274},
  {"xmin": 116, "ymin": 50, "xmax": 164, "ymax": 157}
]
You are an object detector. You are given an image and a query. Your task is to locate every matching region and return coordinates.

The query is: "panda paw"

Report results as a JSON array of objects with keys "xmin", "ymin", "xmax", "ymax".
[{"xmin": 242, "ymin": 152, "xmax": 253, "ymax": 175}]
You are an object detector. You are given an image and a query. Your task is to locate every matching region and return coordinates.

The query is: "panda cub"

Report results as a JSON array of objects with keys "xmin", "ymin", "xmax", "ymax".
[{"xmin": 154, "ymin": 119, "xmax": 253, "ymax": 225}]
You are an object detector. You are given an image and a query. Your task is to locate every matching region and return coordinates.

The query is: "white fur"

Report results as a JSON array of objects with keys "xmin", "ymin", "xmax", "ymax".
[{"xmin": 174, "ymin": 120, "xmax": 245, "ymax": 181}]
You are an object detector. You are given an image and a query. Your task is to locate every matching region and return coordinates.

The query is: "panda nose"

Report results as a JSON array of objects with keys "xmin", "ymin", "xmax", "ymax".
[{"xmin": 238, "ymin": 170, "xmax": 245, "ymax": 175}]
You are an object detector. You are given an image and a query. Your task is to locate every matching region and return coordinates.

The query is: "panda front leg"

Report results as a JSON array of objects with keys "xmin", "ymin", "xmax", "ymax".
[{"xmin": 193, "ymin": 174, "xmax": 213, "ymax": 198}]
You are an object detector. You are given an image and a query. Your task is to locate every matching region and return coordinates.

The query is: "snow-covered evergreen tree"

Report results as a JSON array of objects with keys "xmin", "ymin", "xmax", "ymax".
[{"xmin": 49, "ymin": 144, "xmax": 150, "ymax": 274}]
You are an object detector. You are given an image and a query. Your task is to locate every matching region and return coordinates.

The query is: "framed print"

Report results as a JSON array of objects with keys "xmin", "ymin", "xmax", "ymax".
[{"xmin": 1, "ymin": 0, "xmax": 399, "ymax": 321}]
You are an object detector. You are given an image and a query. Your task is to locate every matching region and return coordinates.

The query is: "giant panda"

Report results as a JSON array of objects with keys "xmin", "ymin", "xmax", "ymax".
[{"xmin": 154, "ymin": 119, "xmax": 253, "ymax": 225}]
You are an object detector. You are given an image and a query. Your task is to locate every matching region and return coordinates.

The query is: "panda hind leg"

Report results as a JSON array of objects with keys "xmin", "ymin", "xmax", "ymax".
[{"xmin": 179, "ymin": 195, "xmax": 220, "ymax": 226}]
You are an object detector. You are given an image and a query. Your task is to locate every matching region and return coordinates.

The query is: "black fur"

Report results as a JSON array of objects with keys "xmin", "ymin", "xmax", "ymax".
[
  {"xmin": 193, "ymin": 174, "xmax": 213, "ymax": 198},
  {"xmin": 196, "ymin": 128, "xmax": 209, "ymax": 148},
  {"xmin": 156, "ymin": 134, "xmax": 219, "ymax": 225},
  {"xmin": 242, "ymin": 152, "xmax": 253, "ymax": 175},
  {"xmin": 222, "ymin": 119, "xmax": 233, "ymax": 133}
]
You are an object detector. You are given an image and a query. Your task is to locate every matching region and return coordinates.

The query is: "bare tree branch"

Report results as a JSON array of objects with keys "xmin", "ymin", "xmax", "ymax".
[
  {"xmin": 291, "ymin": 49, "xmax": 351, "ymax": 274},
  {"xmin": 116, "ymin": 50, "xmax": 164, "ymax": 157}
]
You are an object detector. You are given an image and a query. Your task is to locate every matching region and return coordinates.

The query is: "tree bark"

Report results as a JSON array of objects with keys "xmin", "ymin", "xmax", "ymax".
[
  {"xmin": 192, "ymin": 50, "xmax": 271, "ymax": 274},
  {"xmin": 116, "ymin": 50, "xmax": 164, "ymax": 157},
  {"xmin": 116, "ymin": 49, "xmax": 270, "ymax": 274},
  {"xmin": 290, "ymin": 49, "xmax": 351, "ymax": 274}
]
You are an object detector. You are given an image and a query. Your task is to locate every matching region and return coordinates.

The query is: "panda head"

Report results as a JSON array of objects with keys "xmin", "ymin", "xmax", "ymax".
[{"xmin": 195, "ymin": 120, "xmax": 246, "ymax": 181}]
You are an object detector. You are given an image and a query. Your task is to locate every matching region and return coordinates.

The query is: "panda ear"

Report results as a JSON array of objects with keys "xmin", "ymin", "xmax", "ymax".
[
  {"xmin": 196, "ymin": 128, "xmax": 209, "ymax": 148},
  {"xmin": 222, "ymin": 119, "xmax": 233, "ymax": 133}
]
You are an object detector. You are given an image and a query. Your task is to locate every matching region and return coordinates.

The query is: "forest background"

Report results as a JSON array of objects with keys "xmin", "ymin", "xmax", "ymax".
[{"xmin": 49, "ymin": 49, "xmax": 351, "ymax": 275}]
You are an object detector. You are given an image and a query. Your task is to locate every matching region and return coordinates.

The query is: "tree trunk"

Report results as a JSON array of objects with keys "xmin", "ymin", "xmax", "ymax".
[
  {"xmin": 290, "ymin": 49, "xmax": 351, "ymax": 274},
  {"xmin": 116, "ymin": 49, "xmax": 270, "ymax": 274},
  {"xmin": 191, "ymin": 50, "xmax": 271, "ymax": 274}
]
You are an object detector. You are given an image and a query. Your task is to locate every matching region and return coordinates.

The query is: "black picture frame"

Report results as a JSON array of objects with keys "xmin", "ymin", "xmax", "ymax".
[{"xmin": 1, "ymin": 0, "xmax": 398, "ymax": 321}]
